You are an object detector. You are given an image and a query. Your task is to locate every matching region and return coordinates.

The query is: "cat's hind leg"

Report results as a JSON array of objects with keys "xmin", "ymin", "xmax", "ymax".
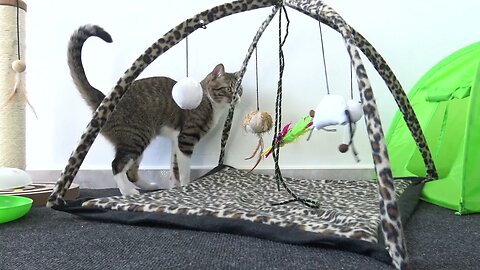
[
  {"xmin": 112, "ymin": 158, "xmax": 139, "ymax": 196},
  {"xmin": 168, "ymin": 151, "xmax": 181, "ymax": 188},
  {"xmin": 126, "ymin": 155, "xmax": 160, "ymax": 191},
  {"xmin": 175, "ymin": 150, "xmax": 192, "ymax": 186},
  {"xmin": 112, "ymin": 146, "xmax": 149, "ymax": 195},
  {"xmin": 176, "ymin": 133, "xmax": 194, "ymax": 186}
]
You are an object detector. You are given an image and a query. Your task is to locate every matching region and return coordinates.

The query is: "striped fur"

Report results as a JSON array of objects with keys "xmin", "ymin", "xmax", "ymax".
[{"xmin": 68, "ymin": 25, "xmax": 240, "ymax": 194}]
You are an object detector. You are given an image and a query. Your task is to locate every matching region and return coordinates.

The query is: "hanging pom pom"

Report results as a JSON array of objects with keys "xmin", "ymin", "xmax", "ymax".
[
  {"xmin": 243, "ymin": 110, "xmax": 273, "ymax": 134},
  {"xmin": 172, "ymin": 77, "xmax": 203, "ymax": 110}
]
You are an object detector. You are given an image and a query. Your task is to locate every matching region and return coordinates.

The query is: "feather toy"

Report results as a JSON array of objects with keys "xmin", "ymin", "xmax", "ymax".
[{"xmin": 262, "ymin": 115, "xmax": 313, "ymax": 158}]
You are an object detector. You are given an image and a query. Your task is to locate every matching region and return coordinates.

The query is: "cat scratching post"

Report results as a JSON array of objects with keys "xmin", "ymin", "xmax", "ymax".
[
  {"xmin": 0, "ymin": 0, "xmax": 80, "ymax": 202},
  {"xmin": 0, "ymin": 0, "xmax": 27, "ymax": 169}
]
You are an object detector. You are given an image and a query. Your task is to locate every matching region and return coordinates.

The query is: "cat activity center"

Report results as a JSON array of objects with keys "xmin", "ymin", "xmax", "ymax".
[{"xmin": 39, "ymin": 1, "xmax": 459, "ymax": 270}]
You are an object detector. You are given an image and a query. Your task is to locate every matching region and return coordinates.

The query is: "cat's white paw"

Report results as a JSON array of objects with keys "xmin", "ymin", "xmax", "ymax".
[
  {"xmin": 179, "ymin": 179, "xmax": 191, "ymax": 187},
  {"xmin": 168, "ymin": 173, "xmax": 180, "ymax": 189},
  {"xmin": 119, "ymin": 186, "xmax": 140, "ymax": 196},
  {"xmin": 114, "ymin": 173, "xmax": 140, "ymax": 196}
]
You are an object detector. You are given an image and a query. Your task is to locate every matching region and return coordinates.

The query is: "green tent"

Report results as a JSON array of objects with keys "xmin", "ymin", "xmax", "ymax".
[{"xmin": 386, "ymin": 42, "xmax": 480, "ymax": 215}]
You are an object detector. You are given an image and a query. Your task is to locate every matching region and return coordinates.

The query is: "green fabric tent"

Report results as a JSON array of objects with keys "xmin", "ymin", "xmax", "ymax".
[{"xmin": 386, "ymin": 42, "xmax": 480, "ymax": 215}]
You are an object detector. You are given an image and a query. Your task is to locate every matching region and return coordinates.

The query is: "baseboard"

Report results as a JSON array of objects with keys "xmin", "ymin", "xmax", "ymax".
[{"xmin": 27, "ymin": 167, "xmax": 374, "ymax": 189}]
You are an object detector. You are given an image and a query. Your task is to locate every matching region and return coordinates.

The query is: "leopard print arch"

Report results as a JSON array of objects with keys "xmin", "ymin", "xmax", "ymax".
[{"xmin": 48, "ymin": 1, "xmax": 437, "ymax": 269}]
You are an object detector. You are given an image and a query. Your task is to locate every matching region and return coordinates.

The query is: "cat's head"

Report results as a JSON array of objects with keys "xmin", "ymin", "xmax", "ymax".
[{"xmin": 202, "ymin": 63, "xmax": 241, "ymax": 105}]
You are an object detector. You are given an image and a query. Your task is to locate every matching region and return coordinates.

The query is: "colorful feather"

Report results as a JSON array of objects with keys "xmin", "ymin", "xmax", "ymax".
[{"xmin": 262, "ymin": 115, "xmax": 312, "ymax": 158}]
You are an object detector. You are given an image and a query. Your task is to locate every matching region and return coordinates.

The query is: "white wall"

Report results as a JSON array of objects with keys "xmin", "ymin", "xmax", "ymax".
[{"xmin": 25, "ymin": 0, "xmax": 480, "ymax": 171}]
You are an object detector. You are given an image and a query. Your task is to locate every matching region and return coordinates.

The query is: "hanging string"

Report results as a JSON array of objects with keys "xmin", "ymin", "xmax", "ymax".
[
  {"xmin": 271, "ymin": 5, "xmax": 320, "ymax": 209},
  {"xmin": 184, "ymin": 21, "xmax": 206, "ymax": 78},
  {"xmin": 185, "ymin": 36, "xmax": 189, "ymax": 77},
  {"xmin": 16, "ymin": 0, "xmax": 21, "ymax": 60},
  {"xmin": 345, "ymin": 110, "xmax": 360, "ymax": 162},
  {"xmin": 318, "ymin": 18, "xmax": 330, "ymax": 95},
  {"xmin": 350, "ymin": 61, "xmax": 354, "ymax": 99},
  {"xmin": 255, "ymin": 47, "xmax": 260, "ymax": 111},
  {"xmin": 272, "ymin": 5, "xmax": 286, "ymax": 192}
]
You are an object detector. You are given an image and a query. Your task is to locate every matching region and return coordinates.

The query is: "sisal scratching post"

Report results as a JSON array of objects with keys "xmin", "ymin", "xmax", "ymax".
[{"xmin": 0, "ymin": 0, "xmax": 27, "ymax": 169}]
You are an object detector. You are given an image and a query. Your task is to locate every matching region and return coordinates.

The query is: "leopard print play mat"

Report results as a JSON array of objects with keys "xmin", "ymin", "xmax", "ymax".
[{"xmin": 77, "ymin": 166, "xmax": 417, "ymax": 253}]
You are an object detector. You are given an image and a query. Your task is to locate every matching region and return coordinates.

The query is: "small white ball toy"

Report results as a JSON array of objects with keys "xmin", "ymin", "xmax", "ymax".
[{"xmin": 172, "ymin": 77, "xmax": 203, "ymax": 110}]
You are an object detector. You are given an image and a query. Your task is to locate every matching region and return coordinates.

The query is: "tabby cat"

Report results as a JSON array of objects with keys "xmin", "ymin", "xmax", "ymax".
[{"xmin": 68, "ymin": 25, "xmax": 241, "ymax": 195}]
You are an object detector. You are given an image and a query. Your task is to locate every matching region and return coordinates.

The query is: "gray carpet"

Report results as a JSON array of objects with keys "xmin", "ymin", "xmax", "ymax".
[{"xmin": 1, "ymin": 189, "xmax": 479, "ymax": 270}]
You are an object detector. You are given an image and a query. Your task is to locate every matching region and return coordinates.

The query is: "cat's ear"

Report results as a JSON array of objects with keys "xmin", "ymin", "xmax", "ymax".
[{"xmin": 211, "ymin": 63, "xmax": 225, "ymax": 79}]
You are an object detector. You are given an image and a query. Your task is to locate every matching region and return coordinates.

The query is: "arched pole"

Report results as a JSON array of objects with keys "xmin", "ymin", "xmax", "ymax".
[{"xmin": 284, "ymin": 1, "xmax": 410, "ymax": 269}]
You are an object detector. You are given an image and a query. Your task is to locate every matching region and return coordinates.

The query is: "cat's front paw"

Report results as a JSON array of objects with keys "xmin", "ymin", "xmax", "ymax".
[
  {"xmin": 115, "ymin": 173, "xmax": 140, "ymax": 196},
  {"xmin": 179, "ymin": 179, "xmax": 191, "ymax": 187}
]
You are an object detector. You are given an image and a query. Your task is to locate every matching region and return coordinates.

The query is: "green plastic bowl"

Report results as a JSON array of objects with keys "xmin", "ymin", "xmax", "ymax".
[{"xmin": 0, "ymin": 195, "xmax": 33, "ymax": 224}]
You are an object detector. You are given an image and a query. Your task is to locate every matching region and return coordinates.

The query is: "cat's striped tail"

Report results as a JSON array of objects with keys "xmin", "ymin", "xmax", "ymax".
[{"xmin": 67, "ymin": 24, "xmax": 112, "ymax": 111}]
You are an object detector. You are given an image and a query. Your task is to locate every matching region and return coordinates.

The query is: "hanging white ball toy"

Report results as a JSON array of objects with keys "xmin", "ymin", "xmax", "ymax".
[{"xmin": 172, "ymin": 77, "xmax": 203, "ymax": 110}]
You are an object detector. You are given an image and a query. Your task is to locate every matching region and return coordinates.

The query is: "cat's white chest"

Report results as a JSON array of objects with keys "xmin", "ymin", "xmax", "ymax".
[
  {"xmin": 211, "ymin": 102, "xmax": 229, "ymax": 128},
  {"xmin": 159, "ymin": 126, "xmax": 180, "ymax": 141}
]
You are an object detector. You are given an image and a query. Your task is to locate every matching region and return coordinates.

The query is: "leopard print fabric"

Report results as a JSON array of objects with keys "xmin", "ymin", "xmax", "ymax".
[{"xmin": 82, "ymin": 166, "xmax": 411, "ymax": 246}]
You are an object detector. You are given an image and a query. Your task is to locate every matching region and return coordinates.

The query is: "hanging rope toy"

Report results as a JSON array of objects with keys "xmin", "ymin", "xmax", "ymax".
[{"xmin": 311, "ymin": 94, "xmax": 363, "ymax": 162}]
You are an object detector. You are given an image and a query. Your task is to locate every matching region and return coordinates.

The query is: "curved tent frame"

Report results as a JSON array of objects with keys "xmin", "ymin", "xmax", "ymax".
[{"xmin": 47, "ymin": 1, "xmax": 438, "ymax": 269}]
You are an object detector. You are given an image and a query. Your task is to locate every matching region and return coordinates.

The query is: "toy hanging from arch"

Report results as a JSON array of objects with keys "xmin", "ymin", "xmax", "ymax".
[
  {"xmin": 260, "ymin": 12, "xmax": 364, "ymax": 162},
  {"xmin": 243, "ymin": 48, "xmax": 273, "ymax": 172},
  {"xmin": 310, "ymin": 14, "xmax": 363, "ymax": 161},
  {"xmin": 171, "ymin": 22, "xmax": 206, "ymax": 110}
]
